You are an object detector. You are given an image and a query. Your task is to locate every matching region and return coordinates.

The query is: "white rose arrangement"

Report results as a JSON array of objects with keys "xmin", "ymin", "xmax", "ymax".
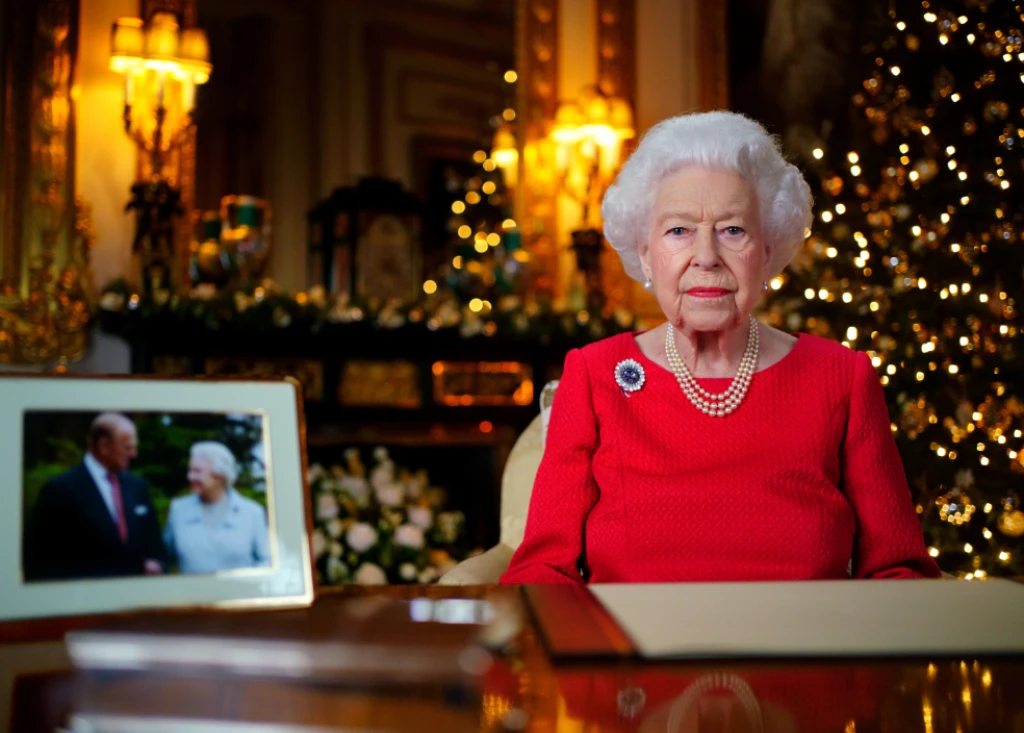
[{"xmin": 309, "ymin": 447, "xmax": 475, "ymax": 585}]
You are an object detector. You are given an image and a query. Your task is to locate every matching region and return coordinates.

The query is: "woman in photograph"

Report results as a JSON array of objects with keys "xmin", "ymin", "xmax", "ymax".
[{"xmin": 164, "ymin": 441, "xmax": 272, "ymax": 574}]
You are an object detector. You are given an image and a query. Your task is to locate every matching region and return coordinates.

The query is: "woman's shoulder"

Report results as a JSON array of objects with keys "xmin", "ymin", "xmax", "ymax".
[
  {"xmin": 168, "ymin": 493, "xmax": 198, "ymax": 516},
  {"xmin": 230, "ymin": 491, "xmax": 267, "ymax": 516},
  {"xmin": 575, "ymin": 331, "xmax": 638, "ymax": 365},
  {"xmin": 548, "ymin": 333, "xmax": 638, "ymax": 404},
  {"xmin": 555, "ymin": 332, "xmax": 639, "ymax": 387},
  {"xmin": 786, "ymin": 331, "xmax": 873, "ymax": 386},
  {"xmin": 796, "ymin": 331, "xmax": 868, "ymax": 363}
]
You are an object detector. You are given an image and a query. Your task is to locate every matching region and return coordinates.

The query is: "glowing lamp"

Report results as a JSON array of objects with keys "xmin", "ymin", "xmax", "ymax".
[
  {"xmin": 551, "ymin": 102, "xmax": 586, "ymax": 143},
  {"xmin": 491, "ymin": 123, "xmax": 519, "ymax": 188},
  {"xmin": 179, "ymin": 27, "xmax": 212, "ymax": 83},
  {"xmin": 144, "ymin": 13, "xmax": 181, "ymax": 70},
  {"xmin": 109, "ymin": 18, "xmax": 145, "ymax": 72}
]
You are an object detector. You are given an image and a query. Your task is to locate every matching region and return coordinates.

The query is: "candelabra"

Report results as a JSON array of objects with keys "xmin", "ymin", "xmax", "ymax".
[
  {"xmin": 109, "ymin": 12, "xmax": 211, "ymax": 294},
  {"xmin": 550, "ymin": 85, "xmax": 634, "ymax": 309}
]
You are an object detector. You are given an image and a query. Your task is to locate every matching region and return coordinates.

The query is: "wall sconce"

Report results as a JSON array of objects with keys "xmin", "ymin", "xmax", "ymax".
[
  {"xmin": 549, "ymin": 85, "xmax": 634, "ymax": 310},
  {"xmin": 550, "ymin": 85, "xmax": 634, "ymax": 227},
  {"xmin": 109, "ymin": 12, "xmax": 212, "ymax": 296},
  {"xmin": 109, "ymin": 12, "xmax": 211, "ymax": 178}
]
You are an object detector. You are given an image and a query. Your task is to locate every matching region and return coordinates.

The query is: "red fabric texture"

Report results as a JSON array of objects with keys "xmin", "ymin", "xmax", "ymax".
[{"xmin": 501, "ymin": 332, "xmax": 941, "ymax": 585}]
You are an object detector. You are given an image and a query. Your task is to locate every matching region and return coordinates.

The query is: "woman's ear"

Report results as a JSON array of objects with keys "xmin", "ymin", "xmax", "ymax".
[
  {"xmin": 762, "ymin": 241, "xmax": 777, "ymax": 281},
  {"xmin": 638, "ymin": 240, "xmax": 652, "ymax": 282}
]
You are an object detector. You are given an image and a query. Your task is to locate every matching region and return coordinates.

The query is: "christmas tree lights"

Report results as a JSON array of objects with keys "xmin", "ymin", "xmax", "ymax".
[{"xmin": 770, "ymin": 0, "xmax": 1024, "ymax": 577}]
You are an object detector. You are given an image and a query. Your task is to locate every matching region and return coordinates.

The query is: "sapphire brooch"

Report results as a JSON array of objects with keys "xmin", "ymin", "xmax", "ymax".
[{"xmin": 614, "ymin": 359, "xmax": 646, "ymax": 396}]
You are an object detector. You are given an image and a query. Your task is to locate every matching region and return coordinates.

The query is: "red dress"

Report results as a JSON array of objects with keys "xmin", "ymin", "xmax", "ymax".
[{"xmin": 501, "ymin": 332, "xmax": 941, "ymax": 584}]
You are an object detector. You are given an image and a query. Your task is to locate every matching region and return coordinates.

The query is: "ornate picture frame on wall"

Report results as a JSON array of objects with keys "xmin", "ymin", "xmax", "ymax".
[
  {"xmin": 0, "ymin": 0, "xmax": 94, "ymax": 366},
  {"xmin": 0, "ymin": 375, "xmax": 314, "ymax": 628}
]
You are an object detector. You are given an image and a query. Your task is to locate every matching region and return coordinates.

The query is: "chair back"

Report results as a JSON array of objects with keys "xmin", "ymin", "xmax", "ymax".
[{"xmin": 498, "ymin": 381, "xmax": 558, "ymax": 549}]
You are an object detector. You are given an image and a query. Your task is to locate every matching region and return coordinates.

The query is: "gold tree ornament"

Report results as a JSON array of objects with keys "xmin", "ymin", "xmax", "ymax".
[
  {"xmin": 936, "ymin": 488, "xmax": 976, "ymax": 525},
  {"xmin": 997, "ymin": 509, "xmax": 1024, "ymax": 537},
  {"xmin": 899, "ymin": 399, "xmax": 929, "ymax": 438}
]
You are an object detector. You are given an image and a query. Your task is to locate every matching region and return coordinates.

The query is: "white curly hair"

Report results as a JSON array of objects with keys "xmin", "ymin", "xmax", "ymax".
[
  {"xmin": 190, "ymin": 441, "xmax": 239, "ymax": 489},
  {"xmin": 601, "ymin": 111, "xmax": 813, "ymax": 283}
]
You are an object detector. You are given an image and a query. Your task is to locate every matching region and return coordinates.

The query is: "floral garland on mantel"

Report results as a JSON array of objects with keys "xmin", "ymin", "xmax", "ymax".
[{"xmin": 95, "ymin": 279, "xmax": 640, "ymax": 342}]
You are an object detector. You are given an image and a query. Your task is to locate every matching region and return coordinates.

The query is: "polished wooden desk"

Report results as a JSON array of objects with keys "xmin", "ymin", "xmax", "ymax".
[{"xmin": 2, "ymin": 585, "xmax": 1022, "ymax": 733}]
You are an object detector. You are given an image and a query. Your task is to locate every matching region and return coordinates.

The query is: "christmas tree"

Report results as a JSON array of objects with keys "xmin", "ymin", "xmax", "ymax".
[
  {"xmin": 769, "ymin": 0, "xmax": 1024, "ymax": 577},
  {"xmin": 438, "ymin": 69, "xmax": 528, "ymax": 311},
  {"xmin": 440, "ymin": 146, "xmax": 526, "ymax": 307}
]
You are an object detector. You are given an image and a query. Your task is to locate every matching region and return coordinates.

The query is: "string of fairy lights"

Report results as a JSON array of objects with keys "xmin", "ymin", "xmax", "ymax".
[{"xmin": 774, "ymin": 0, "xmax": 1024, "ymax": 576}]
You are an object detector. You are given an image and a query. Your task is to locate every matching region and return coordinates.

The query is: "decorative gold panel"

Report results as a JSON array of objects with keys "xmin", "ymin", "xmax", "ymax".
[
  {"xmin": 433, "ymin": 361, "xmax": 534, "ymax": 407},
  {"xmin": 205, "ymin": 357, "xmax": 325, "ymax": 402},
  {"xmin": 339, "ymin": 360, "xmax": 422, "ymax": 408},
  {"xmin": 517, "ymin": 0, "xmax": 559, "ymax": 290},
  {"xmin": 594, "ymin": 0, "xmax": 639, "ymax": 312},
  {"xmin": 698, "ymin": 0, "xmax": 729, "ymax": 110},
  {"xmin": 0, "ymin": 0, "xmax": 93, "ymax": 365},
  {"xmin": 596, "ymin": 0, "xmax": 635, "ymax": 107}
]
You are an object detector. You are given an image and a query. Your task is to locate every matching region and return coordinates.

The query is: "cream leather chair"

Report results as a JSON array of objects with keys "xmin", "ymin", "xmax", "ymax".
[{"xmin": 439, "ymin": 381, "xmax": 558, "ymax": 585}]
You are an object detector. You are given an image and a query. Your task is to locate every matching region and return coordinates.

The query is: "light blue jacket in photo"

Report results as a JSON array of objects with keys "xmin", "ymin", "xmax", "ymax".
[{"xmin": 164, "ymin": 489, "xmax": 271, "ymax": 574}]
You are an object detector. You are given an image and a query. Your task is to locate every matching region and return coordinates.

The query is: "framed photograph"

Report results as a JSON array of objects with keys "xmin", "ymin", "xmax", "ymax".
[{"xmin": 0, "ymin": 376, "xmax": 314, "ymax": 623}]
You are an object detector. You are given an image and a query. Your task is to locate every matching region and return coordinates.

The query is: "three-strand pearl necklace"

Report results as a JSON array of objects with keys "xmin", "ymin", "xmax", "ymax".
[{"xmin": 665, "ymin": 317, "xmax": 760, "ymax": 417}]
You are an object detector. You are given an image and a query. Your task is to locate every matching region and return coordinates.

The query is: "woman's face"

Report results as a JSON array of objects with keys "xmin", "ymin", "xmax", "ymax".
[
  {"xmin": 641, "ymin": 166, "xmax": 771, "ymax": 334},
  {"xmin": 188, "ymin": 456, "xmax": 226, "ymax": 502}
]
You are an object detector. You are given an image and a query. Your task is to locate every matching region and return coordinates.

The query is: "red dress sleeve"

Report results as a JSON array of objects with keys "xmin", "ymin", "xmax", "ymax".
[
  {"xmin": 500, "ymin": 349, "xmax": 598, "ymax": 584},
  {"xmin": 844, "ymin": 352, "xmax": 942, "ymax": 579}
]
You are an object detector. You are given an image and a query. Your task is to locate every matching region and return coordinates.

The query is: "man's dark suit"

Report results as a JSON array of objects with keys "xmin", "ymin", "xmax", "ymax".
[{"xmin": 23, "ymin": 462, "xmax": 167, "ymax": 581}]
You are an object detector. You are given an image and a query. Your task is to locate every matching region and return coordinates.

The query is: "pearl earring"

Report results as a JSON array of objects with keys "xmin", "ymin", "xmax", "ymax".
[
  {"xmin": 762, "ymin": 280, "xmax": 769, "ymax": 293},
  {"xmin": 643, "ymin": 279, "xmax": 653, "ymax": 292}
]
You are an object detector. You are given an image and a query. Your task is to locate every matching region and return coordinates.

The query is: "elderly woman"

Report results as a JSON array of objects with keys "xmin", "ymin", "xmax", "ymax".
[
  {"xmin": 164, "ymin": 441, "xmax": 271, "ymax": 574},
  {"xmin": 501, "ymin": 111, "xmax": 940, "ymax": 585}
]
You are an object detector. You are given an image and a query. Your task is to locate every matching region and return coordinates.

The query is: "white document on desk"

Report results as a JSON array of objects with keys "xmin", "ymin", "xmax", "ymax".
[{"xmin": 589, "ymin": 579, "xmax": 1024, "ymax": 658}]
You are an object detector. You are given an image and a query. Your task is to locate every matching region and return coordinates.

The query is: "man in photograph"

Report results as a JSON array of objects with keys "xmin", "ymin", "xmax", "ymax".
[{"xmin": 24, "ymin": 413, "xmax": 167, "ymax": 581}]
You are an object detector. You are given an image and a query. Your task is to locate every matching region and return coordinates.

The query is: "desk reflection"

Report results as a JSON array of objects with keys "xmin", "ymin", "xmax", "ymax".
[
  {"xmin": 543, "ymin": 660, "xmax": 1024, "ymax": 733},
  {"xmin": 5, "ymin": 587, "xmax": 1024, "ymax": 733}
]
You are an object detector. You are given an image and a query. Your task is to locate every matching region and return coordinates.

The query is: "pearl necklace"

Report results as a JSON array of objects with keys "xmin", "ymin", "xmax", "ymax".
[{"xmin": 665, "ymin": 317, "xmax": 760, "ymax": 417}]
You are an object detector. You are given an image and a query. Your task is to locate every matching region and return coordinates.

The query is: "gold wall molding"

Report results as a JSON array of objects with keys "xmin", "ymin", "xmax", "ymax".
[
  {"xmin": 596, "ymin": 0, "xmax": 635, "ymax": 109},
  {"xmin": 698, "ymin": 0, "xmax": 729, "ymax": 111},
  {"xmin": 0, "ymin": 0, "xmax": 94, "ymax": 365},
  {"xmin": 517, "ymin": 0, "xmax": 559, "ymax": 292},
  {"xmin": 594, "ymin": 0, "xmax": 638, "ymax": 311}
]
